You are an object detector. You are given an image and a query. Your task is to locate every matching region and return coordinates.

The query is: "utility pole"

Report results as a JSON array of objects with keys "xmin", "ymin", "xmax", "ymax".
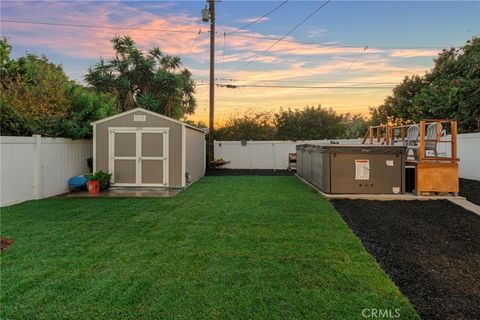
[
  {"xmin": 201, "ymin": 0, "xmax": 216, "ymax": 168},
  {"xmin": 208, "ymin": 0, "xmax": 215, "ymax": 168}
]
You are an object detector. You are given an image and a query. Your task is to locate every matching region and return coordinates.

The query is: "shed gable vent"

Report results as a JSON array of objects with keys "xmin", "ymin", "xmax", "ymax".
[{"xmin": 134, "ymin": 115, "xmax": 146, "ymax": 122}]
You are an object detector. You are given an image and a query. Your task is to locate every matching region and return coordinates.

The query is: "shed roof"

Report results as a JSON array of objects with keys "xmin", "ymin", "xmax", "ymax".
[{"xmin": 90, "ymin": 108, "xmax": 207, "ymax": 133}]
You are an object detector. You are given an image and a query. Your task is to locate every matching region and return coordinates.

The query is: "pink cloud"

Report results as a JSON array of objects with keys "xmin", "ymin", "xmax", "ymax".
[{"xmin": 1, "ymin": 1, "xmax": 206, "ymax": 59}]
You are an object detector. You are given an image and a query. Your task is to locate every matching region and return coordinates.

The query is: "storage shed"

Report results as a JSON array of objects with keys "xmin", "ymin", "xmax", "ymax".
[{"xmin": 91, "ymin": 108, "xmax": 206, "ymax": 188}]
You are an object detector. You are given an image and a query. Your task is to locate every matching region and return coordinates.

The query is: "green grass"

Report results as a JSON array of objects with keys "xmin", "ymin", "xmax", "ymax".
[{"xmin": 1, "ymin": 176, "xmax": 418, "ymax": 319}]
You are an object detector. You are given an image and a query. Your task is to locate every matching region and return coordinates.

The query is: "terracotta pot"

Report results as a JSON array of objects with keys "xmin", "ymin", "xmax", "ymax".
[{"xmin": 87, "ymin": 180, "xmax": 100, "ymax": 195}]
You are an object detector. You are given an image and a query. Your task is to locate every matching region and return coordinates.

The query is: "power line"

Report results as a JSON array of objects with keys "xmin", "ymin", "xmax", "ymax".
[
  {"xmin": 223, "ymin": 85, "xmax": 392, "ymax": 89},
  {"xmin": 217, "ymin": 32, "xmax": 227, "ymax": 112},
  {"xmin": 187, "ymin": 28, "xmax": 202, "ymax": 54},
  {"xmin": 1, "ymin": 19, "xmax": 451, "ymax": 50},
  {"xmin": 331, "ymin": 45, "xmax": 369, "ymax": 87},
  {"xmin": 0, "ymin": 19, "xmax": 199, "ymax": 34},
  {"xmin": 225, "ymin": 33, "xmax": 449, "ymax": 50},
  {"xmin": 234, "ymin": 0, "xmax": 331, "ymax": 72},
  {"xmin": 230, "ymin": 0, "xmax": 289, "ymax": 34},
  {"xmin": 197, "ymin": 83, "xmax": 393, "ymax": 89},
  {"xmin": 213, "ymin": 77, "xmax": 398, "ymax": 85}
]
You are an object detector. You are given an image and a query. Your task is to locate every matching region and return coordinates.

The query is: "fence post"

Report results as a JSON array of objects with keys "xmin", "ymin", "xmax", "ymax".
[
  {"xmin": 272, "ymin": 143, "xmax": 276, "ymax": 171},
  {"xmin": 33, "ymin": 134, "xmax": 42, "ymax": 199}
]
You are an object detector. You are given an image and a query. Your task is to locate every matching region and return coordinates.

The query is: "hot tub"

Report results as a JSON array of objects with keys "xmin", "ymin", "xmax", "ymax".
[{"xmin": 296, "ymin": 144, "xmax": 406, "ymax": 194}]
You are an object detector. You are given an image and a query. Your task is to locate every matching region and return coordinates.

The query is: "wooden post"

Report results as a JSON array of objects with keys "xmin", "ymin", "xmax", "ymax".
[
  {"xmin": 385, "ymin": 124, "xmax": 390, "ymax": 146},
  {"xmin": 451, "ymin": 120, "xmax": 457, "ymax": 161},
  {"xmin": 376, "ymin": 127, "xmax": 380, "ymax": 143},
  {"xmin": 436, "ymin": 121, "xmax": 441, "ymax": 144},
  {"xmin": 419, "ymin": 120, "xmax": 425, "ymax": 162},
  {"xmin": 369, "ymin": 127, "xmax": 373, "ymax": 144}
]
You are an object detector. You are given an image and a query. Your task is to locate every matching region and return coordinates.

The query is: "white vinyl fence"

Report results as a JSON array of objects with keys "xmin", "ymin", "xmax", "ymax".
[
  {"xmin": 1, "ymin": 135, "xmax": 92, "ymax": 207},
  {"xmin": 214, "ymin": 139, "xmax": 362, "ymax": 170},
  {"xmin": 214, "ymin": 133, "xmax": 480, "ymax": 180}
]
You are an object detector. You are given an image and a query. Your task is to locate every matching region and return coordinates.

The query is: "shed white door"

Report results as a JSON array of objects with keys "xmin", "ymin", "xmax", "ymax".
[{"xmin": 109, "ymin": 128, "xmax": 169, "ymax": 187}]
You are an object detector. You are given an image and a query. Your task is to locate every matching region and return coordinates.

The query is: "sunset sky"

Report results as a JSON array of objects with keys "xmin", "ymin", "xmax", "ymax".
[{"xmin": 1, "ymin": 1, "xmax": 479, "ymax": 125}]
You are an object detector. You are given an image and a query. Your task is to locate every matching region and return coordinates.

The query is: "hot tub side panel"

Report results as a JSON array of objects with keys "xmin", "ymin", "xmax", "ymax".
[
  {"xmin": 302, "ymin": 150, "xmax": 312, "ymax": 183},
  {"xmin": 311, "ymin": 151, "xmax": 330, "ymax": 193},
  {"xmin": 330, "ymin": 152, "xmax": 405, "ymax": 194},
  {"xmin": 296, "ymin": 146, "xmax": 303, "ymax": 177}
]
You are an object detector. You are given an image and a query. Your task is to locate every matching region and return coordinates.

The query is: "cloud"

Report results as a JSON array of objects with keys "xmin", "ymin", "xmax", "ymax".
[
  {"xmin": 307, "ymin": 28, "xmax": 327, "ymax": 38},
  {"xmin": 389, "ymin": 49, "xmax": 439, "ymax": 58},
  {"xmin": 0, "ymin": 1, "xmax": 437, "ymax": 124},
  {"xmin": 1, "ymin": 1, "xmax": 206, "ymax": 59},
  {"xmin": 235, "ymin": 17, "xmax": 271, "ymax": 24}
]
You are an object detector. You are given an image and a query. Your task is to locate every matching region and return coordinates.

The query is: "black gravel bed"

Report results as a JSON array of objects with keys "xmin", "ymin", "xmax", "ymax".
[
  {"xmin": 205, "ymin": 169, "xmax": 295, "ymax": 176},
  {"xmin": 331, "ymin": 199, "xmax": 480, "ymax": 320},
  {"xmin": 459, "ymin": 178, "xmax": 480, "ymax": 206}
]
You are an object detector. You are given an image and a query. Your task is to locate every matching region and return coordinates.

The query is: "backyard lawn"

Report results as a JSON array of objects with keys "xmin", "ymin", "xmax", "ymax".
[{"xmin": 0, "ymin": 176, "xmax": 418, "ymax": 319}]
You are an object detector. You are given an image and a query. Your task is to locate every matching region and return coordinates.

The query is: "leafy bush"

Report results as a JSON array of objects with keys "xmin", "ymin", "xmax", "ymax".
[
  {"xmin": 62, "ymin": 84, "xmax": 117, "ymax": 139},
  {"xmin": 370, "ymin": 37, "xmax": 480, "ymax": 133},
  {"xmin": 0, "ymin": 37, "xmax": 117, "ymax": 139}
]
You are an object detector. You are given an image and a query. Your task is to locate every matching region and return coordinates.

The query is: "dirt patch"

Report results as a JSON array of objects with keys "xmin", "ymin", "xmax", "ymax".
[
  {"xmin": 459, "ymin": 178, "xmax": 480, "ymax": 206},
  {"xmin": 331, "ymin": 199, "xmax": 480, "ymax": 320},
  {"xmin": 206, "ymin": 169, "xmax": 294, "ymax": 176},
  {"xmin": 1, "ymin": 238, "xmax": 13, "ymax": 253}
]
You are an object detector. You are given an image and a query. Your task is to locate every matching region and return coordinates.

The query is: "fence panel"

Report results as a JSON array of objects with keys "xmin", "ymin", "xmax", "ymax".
[
  {"xmin": 1, "ymin": 136, "xmax": 92, "ymax": 207},
  {"xmin": 41, "ymin": 138, "xmax": 92, "ymax": 198},
  {"xmin": 214, "ymin": 135, "xmax": 479, "ymax": 180},
  {"xmin": 456, "ymin": 133, "xmax": 480, "ymax": 180},
  {"xmin": 0, "ymin": 137, "xmax": 37, "ymax": 206}
]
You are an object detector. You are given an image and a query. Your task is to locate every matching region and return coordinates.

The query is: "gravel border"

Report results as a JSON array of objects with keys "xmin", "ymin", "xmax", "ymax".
[{"xmin": 331, "ymin": 199, "xmax": 480, "ymax": 320}]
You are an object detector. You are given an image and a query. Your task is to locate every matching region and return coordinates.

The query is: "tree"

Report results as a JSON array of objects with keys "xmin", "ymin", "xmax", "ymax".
[
  {"xmin": 1, "ymin": 44, "xmax": 70, "ymax": 136},
  {"xmin": 341, "ymin": 113, "xmax": 369, "ymax": 139},
  {"xmin": 274, "ymin": 106, "xmax": 346, "ymax": 140},
  {"xmin": 370, "ymin": 37, "xmax": 480, "ymax": 132},
  {"xmin": 62, "ymin": 84, "xmax": 117, "ymax": 139},
  {"xmin": 86, "ymin": 36, "xmax": 197, "ymax": 118},
  {"xmin": 0, "ymin": 37, "xmax": 116, "ymax": 138},
  {"xmin": 213, "ymin": 107, "xmax": 367, "ymax": 141},
  {"xmin": 214, "ymin": 111, "xmax": 276, "ymax": 140}
]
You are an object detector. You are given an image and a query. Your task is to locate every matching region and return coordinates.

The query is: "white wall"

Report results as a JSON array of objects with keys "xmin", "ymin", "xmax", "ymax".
[
  {"xmin": 1, "ymin": 136, "xmax": 92, "ymax": 207},
  {"xmin": 214, "ymin": 133, "xmax": 480, "ymax": 180}
]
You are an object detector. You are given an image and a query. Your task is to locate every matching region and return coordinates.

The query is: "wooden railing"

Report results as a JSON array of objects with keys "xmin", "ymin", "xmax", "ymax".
[
  {"xmin": 361, "ymin": 124, "xmax": 410, "ymax": 145},
  {"xmin": 362, "ymin": 119, "xmax": 458, "ymax": 164}
]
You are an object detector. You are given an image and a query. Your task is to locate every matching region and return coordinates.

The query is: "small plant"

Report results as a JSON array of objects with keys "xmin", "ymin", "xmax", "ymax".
[{"xmin": 85, "ymin": 170, "xmax": 112, "ymax": 191}]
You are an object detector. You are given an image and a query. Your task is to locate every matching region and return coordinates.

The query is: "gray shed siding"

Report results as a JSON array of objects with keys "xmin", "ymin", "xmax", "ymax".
[
  {"xmin": 186, "ymin": 127, "xmax": 205, "ymax": 184},
  {"xmin": 94, "ymin": 110, "xmax": 183, "ymax": 187}
]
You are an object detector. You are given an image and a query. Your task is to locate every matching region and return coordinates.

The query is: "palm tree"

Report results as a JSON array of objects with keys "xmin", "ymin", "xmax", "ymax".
[{"xmin": 85, "ymin": 35, "xmax": 196, "ymax": 118}]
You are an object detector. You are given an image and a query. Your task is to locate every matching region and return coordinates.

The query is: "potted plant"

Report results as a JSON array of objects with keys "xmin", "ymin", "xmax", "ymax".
[{"xmin": 85, "ymin": 171, "xmax": 112, "ymax": 195}]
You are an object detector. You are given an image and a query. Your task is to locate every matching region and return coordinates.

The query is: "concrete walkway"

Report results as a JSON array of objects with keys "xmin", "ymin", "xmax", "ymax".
[
  {"xmin": 448, "ymin": 198, "xmax": 480, "ymax": 216},
  {"xmin": 66, "ymin": 187, "xmax": 181, "ymax": 198}
]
